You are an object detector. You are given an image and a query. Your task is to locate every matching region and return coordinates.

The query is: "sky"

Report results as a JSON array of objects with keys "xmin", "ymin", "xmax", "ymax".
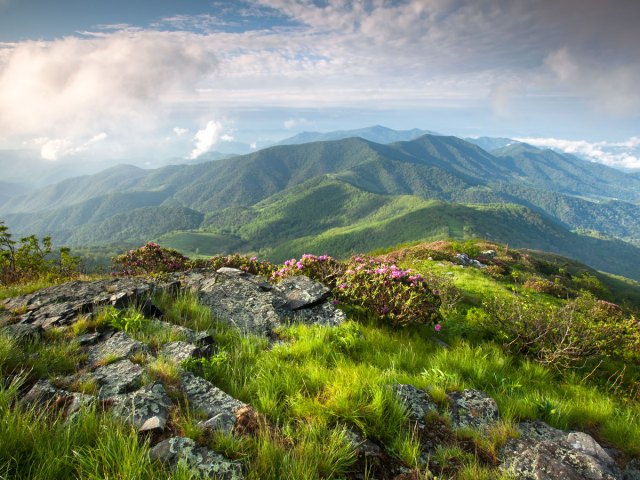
[{"xmin": 0, "ymin": 0, "xmax": 639, "ymax": 170}]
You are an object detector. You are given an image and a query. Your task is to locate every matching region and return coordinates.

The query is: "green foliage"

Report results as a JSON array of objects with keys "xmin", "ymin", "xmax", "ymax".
[
  {"xmin": 480, "ymin": 292, "xmax": 640, "ymax": 371},
  {"xmin": 208, "ymin": 253, "xmax": 276, "ymax": 278},
  {"xmin": 112, "ymin": 242, "xmax": 190, "ymax": 275},
  {"xmin": 105, "ymin": 306, "xmax": 147, "ymax": 333},
  {"xmin": 0, "ymin": 221, "xmax": 80, "ymax": 285},
  {"xmin": 182, "ymin": 349, "xmax": 229, "ymax": 378}
]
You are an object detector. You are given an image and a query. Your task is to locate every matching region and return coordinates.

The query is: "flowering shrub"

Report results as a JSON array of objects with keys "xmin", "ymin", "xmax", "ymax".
[
  {"xmin": 274, "ymin": 254, "xmax": 441, "ymax": 328},
  {"xmin": 271, "ymin": 254, "xmax": 345, "ymax": 287},
  {"xmin": 208, "ymin": 254, "xmax": 276, "ymax": 278},
  {"xmin": 523, "ymin": 276, "xmax": 569, "ymax": 298},
  {"xmin": 112, "ymin": 242, "xmax": 189, "ymax": 276}
]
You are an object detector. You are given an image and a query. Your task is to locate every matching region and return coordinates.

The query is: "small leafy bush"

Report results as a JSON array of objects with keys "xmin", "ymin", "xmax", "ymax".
[
  {"xmin": 182, "ymin": 350, "xmax": 229, "ymax": 378},
  {"xmin": 271, "ymin": 254, "xmax": 345, "ymax": 287},
  {"xmin": 208, "ymin": 254, "xmax": 276, "ymax": 278},
  {"xmin": 482, "ymin": 292, "xmax": 640, "ymax": 370},
  {"xmin": 0, "ymin": 222, "xmax": 80, "ymax": 285},
  {"xmin": 105, "ymin": 307, "xmax": 147, "ymax": 333},
  {"xmin": 523, "ymin": 276, "xmax": 569, "ymax": 298},
  {"xmin": 112, "ymin": 242, "xmax": 189, "ymax": 276}
]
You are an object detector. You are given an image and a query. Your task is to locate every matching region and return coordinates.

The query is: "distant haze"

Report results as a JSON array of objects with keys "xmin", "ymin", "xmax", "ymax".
[{"xmin": 0, "ymin": 0, "xmax": 638, "ymax": 170}]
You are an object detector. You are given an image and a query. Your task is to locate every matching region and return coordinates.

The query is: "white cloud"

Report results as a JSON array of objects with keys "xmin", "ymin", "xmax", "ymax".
[
  {"xmin": 38, "ymin": 132, "xmax": 108, "ymax": 160},
  {"xmin": 0, "ymin": 31, "xmax": 218, "ymax": 140},
  {"xmin": 220, "ymin": 133, "xmax": 235, "ymax": 142},
  {"xmin": 284, "ymin": 117, "xmax": 308, "ymax": 129},
  {"xmin": 189, "ymin": 120, "xmax": 223, "ymax": 159},
  {"xmin": 515, "ymin": 136, "xmax": 640, "ymax": 170},
  {"xmin": 173, "ymin": 127, "xmax": 188, "ymax": 136}
]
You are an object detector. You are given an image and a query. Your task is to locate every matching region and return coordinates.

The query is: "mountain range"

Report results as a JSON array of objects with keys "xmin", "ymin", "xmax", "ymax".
[{"xmin": 2, "ymin": 128, "xmax": 640, "ymax": 280}]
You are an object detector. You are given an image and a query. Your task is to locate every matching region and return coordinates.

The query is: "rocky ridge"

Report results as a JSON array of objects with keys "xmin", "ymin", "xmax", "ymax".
[{"xmin": 2, "ymin": 267, "xmax": 638, "ymax": 479}]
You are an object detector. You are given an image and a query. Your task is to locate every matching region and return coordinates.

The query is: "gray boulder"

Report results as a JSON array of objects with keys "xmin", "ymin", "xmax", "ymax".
[
  {"xmin": 392, "ymin": 384, "xmax": 438, "ymax": 424},
  {"xmin": 21, "ymin": 379, "xmax": 94, "ymax": 416},
  {"xmin": 447, "ymin": 389, "xmax": 499, "ymax": 431},
  {"xmin": 1, "ymin": 322, "xmax": 42, "ymax": 342},
  {"xmin": 110, "ymin": 382, "xmax": 172, "ymax": 433},
  {"xmin": 160, "ymin": 341, "xmax": 203, "ymax": 363},
  {"xmin": 92, "ymin": 359, "xmax": 145, "ymax": 397},
  {"xmin": 150, "ymin": 436, "xmax": 243, "ymax": 479},
  {"xmin": 500, "ymin": 421, "xmax": 623, "ymax": 479},
  {"xmin": 87, "ymin": 331, "xmax": 148, "ymax": 365},
  {"xmin": 180, "ymin": 371, "xmax": 246, "ymax": 435}
]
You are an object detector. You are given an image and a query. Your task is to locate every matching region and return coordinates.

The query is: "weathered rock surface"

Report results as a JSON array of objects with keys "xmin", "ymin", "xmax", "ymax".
[
  {"xmin": 180, "ymin": 371, "xmax": 246, "ymax": 434},
  {"xmin": 171, "ymin": 268, "xmax": 344, "ymax": 336},
  {"xmin": 150, "ymin": 436, "xmax": 243, "ymax": 479},
  {"xmin": 392, "ymin": 384, "xmax": 438, "ymax": 424},
  {"xmin": 500, "ymin": 421, "xmax": 624, "ymax": 480},
  {"xmin": 110, "ymin": 382, "xmax": 172, "ymax": 432},
  {"xmin": 87, "ymin": 331, "xmax": 148, "ymax": 364},
  {"xmin": 2, "ymin": 278, "xmax": 156, "ymax": 329},
  {"xmin": 454, "ymin": 253, "xmax": 486, "ymax": 268},
  {"xmin": 92, "ymin": 359, "xmax": 145, "ymax": 397},
  {"xmin": 160, "ymin": 341, "xmax": 202, "ymax": 363},
  {"xmin": 21, "ymin": 379, "xmax": 94, "ymax": 416},
  {"xmin": 1, "ymin": 322, "xmax": 42, "ymax": 342},
  {"xmin": 447, "ymin": 389, "xmax": 499, "ymax": 431}
]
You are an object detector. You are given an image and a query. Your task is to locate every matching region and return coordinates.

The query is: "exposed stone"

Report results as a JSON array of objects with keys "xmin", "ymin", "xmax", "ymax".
[
  {"xmin": 160, "ymin": 341, "xmax": 202, "ymax": 363},
  {"xmin": 454, "ymin": 253, "xmax": 486, "ymax": 268},
  {"xmin": 150, "ymin": 436, "xmax": 243, "ymax": 480},
  {"xmin": 180, "ymin": 371, "xmax": 246, "ymax": 434},
  {"xmin": 92, "ymin": 359, "xmax": 145, "ymax": 397},
  {"xmin": 148, "ymin": 320, "xmax": 214, "ymax": 346},
  {"xmin": 76, "ymin": 331, "xmax": 101, "ymax": 346},
  {"xmin": 392, "ymin": 384, "xmax": 438, "ymax": 424},
  {"xmin": 2, "ymin": 278, "xmax": 157, "ymax": 330},
  {"xmin": 1, "ymin": 322, "xmax": 42, "ymax": 342},
  {"xmin": 274, "ymin": 275, "xmax": 330, "ymax": 310},
  {"xmin": 500, "ymin": 420, "xmax": 623, "ymax": 480},
  {"xmin": 87, "ymin": 331, "xmax": 148, "ymax": 364},
  {"xmin": 286, "ymin": 301, "xmax": 346, "ymax": 328},
  {"xmin": 21, "ymin": 379, "xmax": 94, "ymax": 416},
  {"xmin": 110, "ymin": 382, "xmax": 172, "ymax": 433},
  {"xmin": 448, "ymin": 389, "xmax": 499, "ymax": 431},
  {"xmin": 624, "ymin": 459, "xmax": 640, "ymax": 480}
]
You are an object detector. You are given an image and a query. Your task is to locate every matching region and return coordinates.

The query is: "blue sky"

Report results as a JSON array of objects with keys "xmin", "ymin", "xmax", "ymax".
[{"xmin": 0, "ymin": 0, "xmax": 639, "ymax": 169}]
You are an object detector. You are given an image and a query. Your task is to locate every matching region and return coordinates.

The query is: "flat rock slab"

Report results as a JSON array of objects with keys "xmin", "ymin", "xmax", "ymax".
[
  {"xmin": 21, "ymin": 379, "xmax": 94, "ymax": 417},
  {"xmin": 180, "ymin": 371, "xmax": 246, "ymax": 434},
  {"xmin": 392, "ymin": 384, "xmax": 438, "ymax": 425},
  {"xmin": 448, "ymin": 389, "xmax": 499, "ymax": 431},
  {"xmin": 1, "ymin": 323, "xmax": 42, "ymax": 342},
  {"xmin": 500, "ymin": 421, "xmax": 623, "ymax": 480},
  {"xmin": 87, "ymin": 331, "xmax": 148, "ymax": 365},
  {"xmin": 172, "ymin": 268, "xmax": 345, "ymax": 337},
  {"xmin": 150, "ymin": 436, "xmax": 244, "ymax": 480},
  {"xmin": 110, "ymin": 382, "xmax": 172, "ymax": 432},
  {"xmin": 160, "ymin": 341, "xmax": 202, "ymax": 363},
  {"xmin": 2, "ymin": 278, "xmax": 155, "ymax": 330},
  {"xmin": 274, "ymin": 275, "xmax": 330, "ymax": 310},
  {"xmin": 92, "ymin": 359, "xmax": 145, "ymax": 397}
]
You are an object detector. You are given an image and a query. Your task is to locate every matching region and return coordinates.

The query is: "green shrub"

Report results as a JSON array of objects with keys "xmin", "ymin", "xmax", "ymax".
[
  {"xmin": 105, "ymin": 307, "xmax": 147, "ymax": 333},
  {"xmin": 208, "ymin": 254, "xmax": 276, "ymax": 278},
  {"xmin": 482, "ymin": 292, "xmax": 640, "ymax": 370},
  {"xmin": 523, "ymin": 276, "xmax": 569, "ymax": 298},
  {"xmin": 112, "ymin": 242, "xmax": 189, "ymax": 276},
  {"xmin": 0, "ymin": 222, "xmax": 80, "ymax": 285}
]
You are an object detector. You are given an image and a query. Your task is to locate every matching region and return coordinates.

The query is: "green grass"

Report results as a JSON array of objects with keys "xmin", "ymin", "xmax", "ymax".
[{"xmin": 3, "ymin": 244, "xmax": 640, "ymax": 478}]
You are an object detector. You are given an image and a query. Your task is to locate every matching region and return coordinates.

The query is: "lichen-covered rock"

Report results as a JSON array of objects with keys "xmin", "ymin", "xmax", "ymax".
[
  {"xmin": 173, "ymin": 268, "xmax": 344, "ymax": 336},
  {"xmin": 2, "ymin": 278, "xmax": 156, "ymax": 329},
  {"xmin": 87, "ymin": 331, "xmax": 148, "ymax": 364},
  {"xmin": 1, "ymin": 322, "xmax": 42, "ymax": 342},
  {"xmin": 392, "ymin": 384, "xmax": 438, "ymax": 424},
  {"xmin": 150, "ymin": 436, "xmax": 243, "ymax": 480},
  {"xmin": 160, "ymin": 341, "xmax": 202, "ymax": 363},
  {"xmin": 92, "ymin": 359, "xmax": 145, "ymax": 397},
  {"xmin": 447, "ymin": 389, "xmax": 499, "ymax": 431},
  {"xmin": 500, "ymin": 421, "xmax": 623, "ymax": 480},
  {"xmin": 274, "ymin": 275, "xmax": 330, "ymax": 310},
  {"xmin": 21, "ymin": 379, "xmax": 94, "ymax": 416},
  {"xmin": 624, "ymin": 459, "xmax": 640, "ymax": 480},
  {"xmin": 180, "ymin": 371, "xmax": 246, "ymax": 434},
  {"xmin": 110, "ymin": 382, "xmax": 172, "ymax": 432}
]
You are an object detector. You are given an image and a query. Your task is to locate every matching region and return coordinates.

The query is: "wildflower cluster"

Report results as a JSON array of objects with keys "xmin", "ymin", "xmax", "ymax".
[
  {"xmin": 271, "ymin": 254, "xmax": 344, "ymax": 287},
  {"xmin": 208, "ymin": 254, "xmax": 276, "ymax": 278},
  {"xmin": 274, "ymin": 254, "xmax": 441, "ymax": 328},
  {"xmin": 112, "ymin": 242, "xmax": 189, "ymax": 276},
  {"xmin": 338, "ymin": 256, "xmax": 441, "ymax": 327}
]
